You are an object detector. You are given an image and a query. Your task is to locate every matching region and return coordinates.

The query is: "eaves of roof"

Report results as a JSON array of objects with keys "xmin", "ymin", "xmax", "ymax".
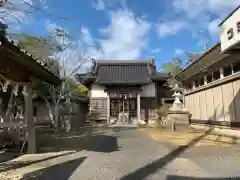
[
  {"xmin": 175, "ymin": 42, "xmax": 221, "ymax": 80},
  {"xmin": 1, "ymin": 35, "xmax": 61, "ymax": 85}
]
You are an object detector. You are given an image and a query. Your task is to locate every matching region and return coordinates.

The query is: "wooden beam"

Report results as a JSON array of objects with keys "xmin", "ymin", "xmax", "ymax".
[
  {"xmin": 137, "ymin": 93, "xmax": 140, "ymax": 124},
  {"xmin": 24, "ymin": 86, "xmax": 37, "ymax": 154}
]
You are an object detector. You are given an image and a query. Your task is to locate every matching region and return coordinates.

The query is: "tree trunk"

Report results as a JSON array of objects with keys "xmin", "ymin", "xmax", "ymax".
[
  {"xmin": 2, "ymin": 91, "xmax": 14, "ymax": 140},
  {"xmin": 43, "ymin": 97, "xmax": 54, "ymax": 124},
  {"xmin": 3, "ymin": 91, "xmax": 14, "ymax": 119},
  {"xmin": 65, "ymin": 117, "xmax": 71, "ymax": 132},
  {"xmin": 54, "ymin": 104, "xmax": 60, "ymax": 130}
]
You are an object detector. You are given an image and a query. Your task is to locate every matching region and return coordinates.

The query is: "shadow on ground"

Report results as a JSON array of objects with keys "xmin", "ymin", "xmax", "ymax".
[
  {"xmin": 111, "ymin": 127, "xmax": 139, "ymax": 132},
  {"xmin": 120, "ymin": 128, "xmax": 240, "ymax": 180},
  {"xmin": 37, "ymin": 126, "xmax": 120, "ymax": 153},
  {"xmin": 0, "ymin": 150, "xmax": 22, "ymax": 163},
  {"xmin": 166, "ymin": 175, "xmax": 240, "ymax": 180},
  {"xmin": 20, "ymin": 157, "xmax": 87, "ymax": 180},
  {"xmin": 0, "ymin": 126, "xmax": 119, "ymax": 174},
  {"xmin": 0, "ymin": 151, "xmax": 75, "ymax": 173}
]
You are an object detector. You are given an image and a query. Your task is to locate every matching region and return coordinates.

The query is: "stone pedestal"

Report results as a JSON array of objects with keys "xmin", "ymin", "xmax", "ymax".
[{"xmin": 166, "ymin": 110, "xmax": 190, "ymax": 131}]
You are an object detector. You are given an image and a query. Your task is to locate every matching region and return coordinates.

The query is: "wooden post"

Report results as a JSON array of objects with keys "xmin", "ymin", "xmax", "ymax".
[
  {"xmin": 107, "ymin": 95, "xmax": 110, "ymax": 124},
  {"xmin": 204, "ymin": 76, "xmax": 207, "ymax": 85},
  {"xmin": 24, "ymin": 86, "xmax": 37, "ymax": 153},
  {"xmin": 220, "ymin": 68, "xmax": 224, "ymax": 79},
  {"xmin": 137, "ymin": 93, "xmax": 140, "ymax": 125}
]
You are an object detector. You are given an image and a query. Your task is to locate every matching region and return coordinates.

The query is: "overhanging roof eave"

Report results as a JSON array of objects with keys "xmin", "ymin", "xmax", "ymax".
[{"xmin": 175, "ymin": 43, "xmax": 221, "ymax": 81}]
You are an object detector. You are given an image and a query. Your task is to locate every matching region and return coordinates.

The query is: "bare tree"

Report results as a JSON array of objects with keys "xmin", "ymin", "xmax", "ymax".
[
  {"xmin": 41, "ymin": 28, "xmax": 90, "ymax": 131},
  {"xmin": 0, "ymin": 0, "xmax": 70, "ymax": 33}
]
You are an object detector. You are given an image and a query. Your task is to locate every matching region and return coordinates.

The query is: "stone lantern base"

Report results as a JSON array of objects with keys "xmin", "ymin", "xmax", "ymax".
[{"xmin": 166, "ymin": 109, "xmax": 191, "ymax": 131}]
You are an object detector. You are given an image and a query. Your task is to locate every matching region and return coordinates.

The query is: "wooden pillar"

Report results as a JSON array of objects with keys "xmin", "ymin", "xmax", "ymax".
[
  {"xmin": 107, "ymin": 94, "xmax": 110, "ymax": 124},
  {"xmin": 0, "ymin": 99, "xmax": 3, "ymax": 123},
  {"xmin": 204, "ymin": 76, "xmax": 207, "ymax": 85},
  {"xmin": 137, "ymin": 93, "xmax": 141, "ymax": 124},
  {"xmin": 220, "ymin": 68, "xmax": 224, "ymax": 79},
  {"xmin": 24, "ymin": 86, "xmax": 37, "ymax": 154},
  {"xmin": 192, "ymin": 81, "xmax": 196, "ymax": 89}
]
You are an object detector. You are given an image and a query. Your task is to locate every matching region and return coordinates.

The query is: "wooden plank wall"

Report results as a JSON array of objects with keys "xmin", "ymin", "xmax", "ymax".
[
  {"xmin": 185, "ymin": 79, "xmax": 240, "ymax": 126},
  {"xmin": 90, "ymin": 98, "xmax": 108, "ymax": 120},
  {"xmin": 140, "ymin": 97, "xmax": 158, "ymax": 122}
]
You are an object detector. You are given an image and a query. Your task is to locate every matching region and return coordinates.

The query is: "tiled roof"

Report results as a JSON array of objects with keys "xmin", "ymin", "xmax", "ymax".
[
  {"xmin": 96, "ymin": 64, "xmax": 150, "ymax": 85},
  {"xmin": 189, "ymin": 53, "xmax": 203, "ymax": 62},
  {"xmin": 151, "ymin": 72, "xmax": 171, "ymax": 81},
  {"xmin": 0, "ymin": 34, "xmax": 61, "ymax": 85},
  {"xmin": 88, "ymin": 60, "xmax": 170, "ymax": 85},
  {"xmin": 3, "ymin": 36, "xmax": 57, "ymax": 76}
]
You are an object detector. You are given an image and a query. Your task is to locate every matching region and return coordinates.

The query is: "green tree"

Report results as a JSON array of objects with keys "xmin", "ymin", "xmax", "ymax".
[
  {"xmin": 73, "ymin": 84, "xmax": 89, "ymax": 96},
  {"xmin": 16, "ymin": 29, "xmax": 89, "ymax": 131},
  {"xmin": 162, "ymin": 57, "xmax": 182, "ymax": 76}
]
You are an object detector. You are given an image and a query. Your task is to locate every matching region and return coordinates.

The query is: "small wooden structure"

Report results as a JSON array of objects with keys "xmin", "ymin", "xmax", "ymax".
[
  {"xmin": 76, "ymin": 59, "xmax": 171, "ymax": 125},
  {"xmin": 0, "ymin": 26, "xmax": 61, "ymax": 153}
]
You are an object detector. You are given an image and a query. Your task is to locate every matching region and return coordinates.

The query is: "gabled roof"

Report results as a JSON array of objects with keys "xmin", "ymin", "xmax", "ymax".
[
  {"xmin": 76, "ymin": 60, "xmax": 170, "ymax": 86},
  {"xmin": 95, "ymin": 62, "xmax": 151, "ymax": 85},
  {"xmin": 0, "ymin": 34, "xmax": 61, "ymax": 85}
]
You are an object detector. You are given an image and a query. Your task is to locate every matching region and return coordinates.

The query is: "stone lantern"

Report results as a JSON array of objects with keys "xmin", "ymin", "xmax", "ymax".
[
  {"xmin": 166, "ymin": 81, "xmax": 190, "ymax": 131},
  {"xmin": 169, "ymin": 83, "xmax": 186, "ymax": 111}
]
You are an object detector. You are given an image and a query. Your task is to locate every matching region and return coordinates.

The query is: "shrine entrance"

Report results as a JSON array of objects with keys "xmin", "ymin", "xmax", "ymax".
[
  {"xmin": 106, "ymin": 86, "xmax": 141, "ymax": 125},
  {"xmin": 110, "ymin": 97, "xmax": 137, "ymax": 124}
]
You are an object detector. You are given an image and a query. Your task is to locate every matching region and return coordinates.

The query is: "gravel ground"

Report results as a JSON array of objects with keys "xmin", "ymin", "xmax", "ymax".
[{"xmin": 5, "ymin": 127, "xmax": 240, "ymax": 180}]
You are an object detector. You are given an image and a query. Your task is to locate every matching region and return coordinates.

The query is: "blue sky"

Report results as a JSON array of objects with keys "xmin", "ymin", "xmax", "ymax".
[{"xmin": 1, "ymin": 0, "xmax": 240, "ymax": 71}]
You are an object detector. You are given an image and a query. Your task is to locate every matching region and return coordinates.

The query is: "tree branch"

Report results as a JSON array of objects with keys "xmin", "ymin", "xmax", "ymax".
[{"xmin": 21, "ymin": 0, "xmax": 71, "ymax": 21}]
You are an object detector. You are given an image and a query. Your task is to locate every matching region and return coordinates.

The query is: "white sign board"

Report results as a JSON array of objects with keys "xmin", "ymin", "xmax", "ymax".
[{"xmin": 219, "ymin": 7, "xmax": 240, "ymax": 52}]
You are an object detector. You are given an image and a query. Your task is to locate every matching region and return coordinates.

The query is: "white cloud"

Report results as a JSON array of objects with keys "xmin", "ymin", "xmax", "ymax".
[
  {"xmin": 0, "ymin": 0, "xmax": 33, "ymax": 32},
  {"xmin": 172, "ymin": 0, "xmax": 206, "ymax": 19},
  {"xmin": 207, "ymin": 0, "xmax": 239, "ymax": 16},
  {"xmin": 92, "ymin": 0, "xmax": 126, "ymax": 11},
  {"xmin": 171, "ymin": 0, "xmax": 239, "ymax": 40},
  {"xmin": 175, "ymin": 48, "xmax": 184, "ymax": 56},
  {"xmin": 151, "ymin": 48, "xmax": 161, "ymax": 53},
  {"xmin": 78, "ymin": 9, "xmax": 151, "ymax": 60},
  {"xmin": 98, "ymin": 9, "xmax": 151, "ymax": 59},
  {"xmin": 45, "ymin": 8, "xmax": 151, "ymax": 74},
  {"xmin": 208, "ymin": 18, "xmax": 222, "ymax": 38},
  {"xmin": 80, "ymin": 27, "xmax": 94, "ymax": 46},
  {"xmin": 0, "ymin": 0, "xmax": 49, "ymax": 33},
  {"xmin": 39, "ymin": 0, "xmax": 48, "ymax": 9},
  {"xmin": 156, "ymin": 21, "xmax": 188, "ymax": 38},
  {"xmin": 172, "ymin": 0, "xmax": 239, "ymax": 18},
  {"xmin": 45, "ymin": 20, "xmax": 58, "ymax": 32},
  {"xmin": 92, "ymin": 0, "xmax": 106, "ymax": 11}
]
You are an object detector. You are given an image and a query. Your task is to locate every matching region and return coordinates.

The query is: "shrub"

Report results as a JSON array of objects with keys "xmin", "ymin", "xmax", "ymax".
[{"xmin": 155, "ymin": 104, "xmax": 170, "ymax": 127}]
